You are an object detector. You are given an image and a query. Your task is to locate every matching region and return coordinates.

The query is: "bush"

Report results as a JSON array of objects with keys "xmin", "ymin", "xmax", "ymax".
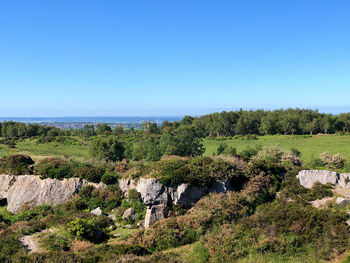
[
  {"xmin": 90, "ymin": 137, "xmax": 125, "ymax": 161},
  {"xmin": 0, "ymin": 154, "xmax": 34, "ymax": 175},
  {"xmin": 67, "ymin": 219, "xmax": 96, "ymax": 241},
  {"xmin": 320, "ymin": 152, "xmax": 345, "ymax": 169},
  {"xmin": 252, "ymin": 145, "xmax": 283, "ymax": 163},
  {"xmin": 101, "ymin": 172, "xmax": 118, "ymax": 185}
]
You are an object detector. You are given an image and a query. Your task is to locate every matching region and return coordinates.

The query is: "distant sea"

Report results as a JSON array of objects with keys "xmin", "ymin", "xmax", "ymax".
[{"xmin": 0, "ymin": 116, "xmax": 184, "ymax": 124}]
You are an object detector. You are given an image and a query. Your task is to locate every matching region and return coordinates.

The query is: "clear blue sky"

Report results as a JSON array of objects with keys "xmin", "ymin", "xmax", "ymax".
[{"xmin": 1, "ymin": 0, "xmax": 350, "ymax": 116}]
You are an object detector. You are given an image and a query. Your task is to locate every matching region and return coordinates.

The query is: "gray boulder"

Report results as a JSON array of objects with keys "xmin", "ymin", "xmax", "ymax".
[
  {"xmin": 144, "ymin": 204, "xmax": 167, "ymax": 229},
  {"xmin": 90, "ymin": 207, "xmax": 102, "ymax": 216},
  {"xmin": 136, "ymin": 178, "xmax": 168, "ymax": 206},
  {"xmin": 338, "ymin": 174, "xmax": 350, "ymax": 188},
  {"xmin": 172, "ymin": 184, "xmax": 208, "ymax": 208},
  {"xmin": 118, "ymin": 178, "xmax": 136, "ymax": 196},
  {"xmin": 209, "ymin": 179, "xmax": 234, "ymax": 193},
  {"xmin": 296, "ymin": 170, "xmax": 339, "ymax": 189},
  {"xmin": 7, "ymin": 175, "xmax": 85, "ymax": 214},
  {"xmin": 122, "ymin": 207, "xmax": 137, "ymax": 221},
  {"xmin": 336, "ymin": 197, "xmax": 350, "ymax": 206},
  {"xmin": 0, "ymin": 174, "xmax": 16, "ymax": 200}
]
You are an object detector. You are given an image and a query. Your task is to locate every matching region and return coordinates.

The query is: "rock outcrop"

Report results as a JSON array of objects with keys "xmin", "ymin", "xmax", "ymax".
[
  {"xmin": 136, "ymin": 178, "xmax": 168, "ymax": 206},
  {"xmin": 0, "ymin": 174, "xmax": 105, "ymax": 214},
  {"xmin": 144, "ymin": 204, "xmax": 167, "ymax": 229},
  {"xmin": 0, "ymin": 174, "xmax": 16, "ymax": 200},
  {"xmin": 171, "ymin": 184, "xmax": 208, "ymax": 208},
  {"xmin": 119, "ymin": 177, "xmax": 234, "ymax": 228},
  {"xmin": 297, "ymin": 170, "xmax": 338, "ymax": 189},
  {"xmin": 7, "ymin": 175, "xmax": 85, "ymax": 213},
  {"xmin": 297, "ymin": 170, "xmax": 350, "ymax": 189},
  {"xmin": 90, "ymin": 207, "xmax": 102, "ymax": 216},
  {"xmin": 122, "ymin": 207, "xmax": 137, "ymax": 221},
  {"xmin": 118, "ymin": 178, "xmax": 137, "ymax": 196}
]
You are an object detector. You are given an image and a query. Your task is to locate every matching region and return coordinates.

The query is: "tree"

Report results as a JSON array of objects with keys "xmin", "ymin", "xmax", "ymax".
[
  {"xmin": 160, "ymin": 126, "xmax": 204, "ymax": 157},
  {"xmin": 90, "ymin": 137, "xmax": 124, "ymax": 161},
  {"xmin": 96, "ymin": 123, "xmax": 112, "ymax": 135}
]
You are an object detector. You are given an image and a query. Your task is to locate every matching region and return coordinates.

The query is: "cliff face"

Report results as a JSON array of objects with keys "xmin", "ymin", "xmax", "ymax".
[{"xmin": 0, "ymin": 174, "xmax": 105, "ymax": 214}]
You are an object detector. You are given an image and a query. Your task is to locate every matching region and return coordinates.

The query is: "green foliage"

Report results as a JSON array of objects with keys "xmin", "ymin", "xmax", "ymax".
[
  {"xmin": 160, "ymin": 126, "xmax": 205, "ymax": 157},
  {"xmin": 0, "ymin": 154, "xmax": 34, "ymax": 175},
  {"xmin": 101, "ymin": 172, "xmax": 118, "ymax": 185},
  {"xmin": 90, "ymin": 136, "xmax": 125, "ymax": 161},
  {"xmin": 67, "ymin": 218, "xmax": 96, "ymax": 241},
  {"xmin": 40, "ymin": 234, "xmax": 70, "ymax": 252}
]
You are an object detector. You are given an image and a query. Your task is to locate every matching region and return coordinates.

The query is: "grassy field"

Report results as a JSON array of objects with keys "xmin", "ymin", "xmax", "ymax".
[
  {"xmin": 1, "ymin": 134, "xmax": 350, "ymax": 163},
  {"xmin": 0, "ymin": 137, "xmax": 90, "ymax": 161},
  {"xmin": 203, "ymin": 134, "xmax": 350, "ymax": 162}
]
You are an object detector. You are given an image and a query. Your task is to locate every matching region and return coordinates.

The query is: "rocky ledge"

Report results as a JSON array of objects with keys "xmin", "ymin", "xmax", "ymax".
[
  {"xmin": 297, "ymin": 170, "xmax": 350, "ymax": 189},
  {"xmin": 0, "ymin": 174, "xmax": 105, "ymax": 214}
]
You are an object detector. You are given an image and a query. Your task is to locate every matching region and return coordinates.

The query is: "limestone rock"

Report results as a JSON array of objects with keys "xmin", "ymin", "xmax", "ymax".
[
  {"xmin": 209, "ymin": 179, "xmax": 234, "ymax": 193},
  {"xmin": 136, "ymin": 178, "xmax": 167, "ymax": 206},
  {"xmin": 144, "ymin": 204, "xmax": 167, "ymax": 229},
  {"xmin": 90, "ymin": 207, "xmax": 102, "ymax": 216},
  {"xmin": 172, "ymin": 184, "xmax": 208, "ymax": 208},
  {"xmin": 338, "ymin": 174, "xmax": 350, "ymax": 188},
  {"xmin": 0, "ymin": 174, "xmax": 17, "ymax": 200},
  {"xmin": 310, "ymin": 197, "xmax": 334, "ymax": 209},
  {"xmin": 296, "ymin": 170, "xmax": 339, "ymax": 189},
  {"xmin": 7, "ymin": 175, "xmax": 85, "ymax": 214},
  {"xmin": 118, "ymin": 179, "xmax": 136, "ymax": 195},
  {"xmin": 122, "ymin": 207, "xmax": 137, "ymax": 221},
  {"xmin": 107, "ymin": 213, "xmax": 116, "ymax": 221},
  {"xmin": 336, "ymin": 197, "xmax": 350, "ymax": 206}
]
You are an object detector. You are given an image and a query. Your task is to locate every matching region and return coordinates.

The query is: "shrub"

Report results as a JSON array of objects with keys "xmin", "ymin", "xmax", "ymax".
[
  {"xmin": 74, "ymin": 163, "xmax": 105, "ymax": 183},
  {"xmin": 320, "ymin": 152, "xmax": 345, "ymax": 169},
  {"xmin": 67, "ymin": 219, "xmax": 96, "ymax": 241},
  {"xmin": 40, "ymin": 234, "xmax": 70, "ymax": 252},
  {"xmin": 252, "ymin": 145, "xmax": 283, "ymax": 163},
  {"xmin": 101, "ymin": 172, "xmax": 118, "ymax": 185},
  {"xmin": 0, "ymin": 154, "xmax": 34, "ymax": 175},
  {"xmin": 90, "ymin": 137, "xmax": 125, "ymax": 161},
  {"xmin": 281, "ymin": 151, "xmax": 302, "ymax": 166}
]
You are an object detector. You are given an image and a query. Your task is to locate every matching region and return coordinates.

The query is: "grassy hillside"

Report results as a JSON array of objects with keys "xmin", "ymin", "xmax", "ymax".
[
  {"xmin": 0, "ymin": 137, "xmax": 90, "ymax": 161},
  {"xmin": 2, "ymin": 134, "xmax": 350, "ymax": 163},
  {"xmin": 203, "ymin": 134, "xmax": 350, "ymax": 162}
]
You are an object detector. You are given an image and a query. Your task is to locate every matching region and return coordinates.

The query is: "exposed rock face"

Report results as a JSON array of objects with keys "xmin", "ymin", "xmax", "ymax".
[
  {"xmin": 118, "ymin": 179, "xmax": 136, "ymax": 196},
  {"xmin": 0, "ymin": 174, "xmax": 16, "ymax": 200},
  {"xmin": 338, "ymin": 174, "xmax": 350, "ymax": 188},
  {"xmin": 118, "ymin": 177, "xmax": 234, "ymax": 228},
  {"xmin": 122, "ymin": 207, "xmax": 137, "ymax": 221},
  {"xmin": 136, "ymin": 178, "xmax": 168, "ymax": 206},
  {"xmin": 172, "ymin": 184, "xmax": 208, "ymax": 208},
  {"xmin": 144, "ymin": 204, "xmax": 167, "ymax": 229},
  {"xmin": 209, "ymin": 179, "xmax": 234, "ymax": 193},
  {"xmin": 7, "ymin": 175, "xmax": 85, "ymax": 213},
  {"xmin": 297, "ymin": 170, "xmax": 338, "ymax": 188},
  {"xmin": 336, "ymin": 197, "xmax": 350, "ymax": 206},
  {"xmin": 90, "ymin": 207, "xmax": 102, "ymax": 216}
]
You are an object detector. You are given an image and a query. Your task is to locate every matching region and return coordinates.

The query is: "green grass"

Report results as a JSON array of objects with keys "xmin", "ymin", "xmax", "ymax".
[
  {"xmin": 0, "ymin": 137, "xmax": 90, "ymax": 161},
  {"xmin": 203, "ymin": 134, "xmax": 350, "ymax": 162}
]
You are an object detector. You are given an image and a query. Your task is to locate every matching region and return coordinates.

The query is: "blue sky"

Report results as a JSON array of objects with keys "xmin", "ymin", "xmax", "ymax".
[{"xmin": 0, "ymin": 0, "xmax": 350, "ymax": 116}]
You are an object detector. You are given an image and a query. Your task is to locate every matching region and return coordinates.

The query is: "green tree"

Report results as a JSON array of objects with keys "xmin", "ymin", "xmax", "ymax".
[
  {"xmin": 160, "ymin": 126, "xmax": 204, "ymax": 157},
  {"xmin": 96, "ymin": 123, "xmax": 112, "ymax": 135},
  {"xmin": 90, "ymin": 137, "xmax": 124, "ymax": 161}
]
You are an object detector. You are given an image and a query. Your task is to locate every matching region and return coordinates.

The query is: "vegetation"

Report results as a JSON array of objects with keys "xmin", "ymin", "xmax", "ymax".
[{"xmin": 2, "ymin": 111, "xmax": 350, "ymax": 261}]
